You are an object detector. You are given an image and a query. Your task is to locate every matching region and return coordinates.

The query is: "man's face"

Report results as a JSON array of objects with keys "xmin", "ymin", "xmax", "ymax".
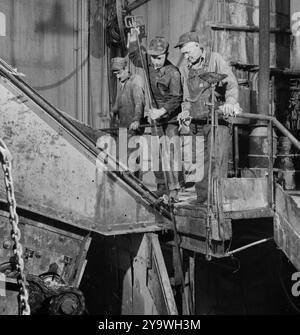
[
  {"xmin": 180, "ymin": 42, "xmax": 203, "ymax": 66},
  {"xmin": 113, "ymin": 66, "xmax": 129, "ymax": 82},
  {"xmin": 150, "ymin": 53, "xmax": 167, "ymax": 70}
]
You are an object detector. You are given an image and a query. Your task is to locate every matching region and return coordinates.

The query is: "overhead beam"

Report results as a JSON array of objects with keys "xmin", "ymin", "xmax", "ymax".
[
  {"xmin": 209, "ymin": 22, "xmax": 291, "ymax": 34},
  {"xmin": 127, "ymin": 0, "xmax": 151, "ymax": 12},
  {"xmin": 258, "ymin": 0, "xmax": 270, "ymax": 116}
]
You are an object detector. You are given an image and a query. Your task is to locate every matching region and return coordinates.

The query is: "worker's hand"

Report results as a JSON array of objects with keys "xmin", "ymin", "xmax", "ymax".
[
  {"xmin": 177, "ymin": 110, "xmax": 190, "ymax": 122},
  {"xmin": 177, "ymin": 110, "xmax": 192, "ymax": 132},
  {"xmin": 129, "ymin": 121, "xmax": 140, "ymax": 131},
  {"xmin": 127, "ymin": 28, "xmax": 140, "ymax": 47},
  {"xmin": 149, "ymin": 108, "xmax": 167, "ymax": 121},
  {"xmin": 220, "ymin": 102, "xmax": 242, "ymax": 118},
  {"xmin": 221, "ymin": 103, "xmax": 235, "ymax": 117}
]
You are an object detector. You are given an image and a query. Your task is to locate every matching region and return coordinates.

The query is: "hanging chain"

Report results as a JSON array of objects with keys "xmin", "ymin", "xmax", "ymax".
[{"xmin": 0, "ymin": 139, "xmax": 30, "ymax": 315}]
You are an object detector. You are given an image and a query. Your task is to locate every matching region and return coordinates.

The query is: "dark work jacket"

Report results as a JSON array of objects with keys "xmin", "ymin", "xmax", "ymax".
[
  {"xmin": 113, "ymin": 74, "xmax": 145, "ymax": 128},
  {"xmin": 128, "ymin": 42, "xmax": 182, "ymax": 121}
]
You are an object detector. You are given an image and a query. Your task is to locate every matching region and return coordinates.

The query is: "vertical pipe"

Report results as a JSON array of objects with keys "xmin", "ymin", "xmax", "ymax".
[
  {"xmin": 268, "ymin": 121, "xmax": 274, "ymax": 208},
  {"xmin": 248, "ymin": 0, "xmax": 271, "ymax": 170},
  {"xmin": 258, "ymin": 0, "xmax": 270, "ymax": 116}
]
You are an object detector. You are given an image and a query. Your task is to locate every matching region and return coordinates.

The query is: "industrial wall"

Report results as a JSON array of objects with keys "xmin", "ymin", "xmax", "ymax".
[
  {"xmin": 0, "ymin": 0, "xmax": 295, "ymax": 129},
  {"xmin": 0, "ymin": 0, "xmax": 109, "ymax": 128},
  {"xmin": 133, "ymin": 0, "xmax": 290, "ymax": 68}
]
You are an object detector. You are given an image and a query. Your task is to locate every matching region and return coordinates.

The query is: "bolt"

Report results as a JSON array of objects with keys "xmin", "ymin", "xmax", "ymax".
[
  {"xmin": 35, "ymin": 251, "xmax": 41, "ymax": 258},
  {"xmin": 61, "ymin": 298, "xmax": 77, "ymax": 315},
  {"xmin": 59, "ymin": 236, "xmax": 66, "ymax": 243},
  {"xmin": 3, "ymin": 240, "xmax": 12, "ymax": 249}
]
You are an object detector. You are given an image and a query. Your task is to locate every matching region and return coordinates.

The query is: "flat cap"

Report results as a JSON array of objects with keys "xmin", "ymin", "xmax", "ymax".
[
  {"xmin": 111, "ymin": 57, "xmax": 127, "ymax": 71},
  {"xmin": 174, "ymin": 31, "xmax": 200, "ymax": 48},
  {"xmin": 148, "ymin": 37, "xmax": 169, "ymax": 56}
]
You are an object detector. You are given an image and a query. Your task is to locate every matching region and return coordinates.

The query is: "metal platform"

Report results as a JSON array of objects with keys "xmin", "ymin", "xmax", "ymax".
[{"xmin": 174, "ymin": 178, "xmax": 274, "ymax": 257}]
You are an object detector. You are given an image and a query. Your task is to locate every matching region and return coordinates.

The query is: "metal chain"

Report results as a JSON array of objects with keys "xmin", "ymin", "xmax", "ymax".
[{"xmin": 0, "ymin": 139, "xmax": 30, "ymax": 315}]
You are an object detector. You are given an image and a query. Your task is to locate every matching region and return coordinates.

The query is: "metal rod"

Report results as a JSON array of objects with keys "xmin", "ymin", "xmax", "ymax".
[
  {"xmin": 225, "ymin": 237, "xmax": 273, "ymax": 257},
  {"xmin": 267, "ymin": 121, "xmax": 274, "ymax": 208},
  {"xmin": 258, "ymin": 0, "xmax": 270, "ymax": 116},
  {"xmin": 206, "ymin": 85, "xmax": 216, "ymax": 262},
  {"xmin": 234, "ymin": 125, "xmax": 239, "ymax": 177}
]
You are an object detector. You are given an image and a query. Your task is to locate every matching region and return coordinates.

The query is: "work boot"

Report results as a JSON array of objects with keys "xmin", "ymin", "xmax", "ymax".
[
  {"xmin": 153, "ymin": 183, "xmax": 167, "ymax": 198},
  {"xmin": 169, "ymin": 189, "xmax": 179, "ymax": 203}
]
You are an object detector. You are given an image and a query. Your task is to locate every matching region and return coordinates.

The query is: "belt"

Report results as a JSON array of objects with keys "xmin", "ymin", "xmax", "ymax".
[{"xmin": 192, "ymin": 118, "xmax": 229, "ymax": 127}]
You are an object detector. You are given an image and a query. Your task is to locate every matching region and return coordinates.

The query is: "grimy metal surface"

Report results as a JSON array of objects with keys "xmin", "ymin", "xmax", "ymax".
[
  {"xmin": 274, "ymin": 185, "xmax": 300, "ymax": 271},
  {"xmin": 0, "ymin": 74, "xmax": 165, "ymax": 235}
]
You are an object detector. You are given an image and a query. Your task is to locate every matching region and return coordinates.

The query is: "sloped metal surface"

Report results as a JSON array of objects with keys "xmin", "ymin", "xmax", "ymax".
[
  {"xmin": 0, "ymin": 72, "xmax": 168, "ymax": 235},
  {"xmin": 274, "ymin": 185, "xmax": 300, "ymax": 271}
]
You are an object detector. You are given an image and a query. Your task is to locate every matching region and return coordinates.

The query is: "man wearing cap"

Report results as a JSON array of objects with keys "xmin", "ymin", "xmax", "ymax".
[
  {"xmin": 175, "ymin": 31, "xmax": 239, "ymax": 203},
  {"xmin": 127, "ymin": 30, "xmax": 183, "ymax": 201},
  {"xmin": 111, "ymin": 57, "xmax": 145, "ymax": 132},
  {"xmin": 110, "ymin": 57, "xmax": 145, "ymax": 178}
]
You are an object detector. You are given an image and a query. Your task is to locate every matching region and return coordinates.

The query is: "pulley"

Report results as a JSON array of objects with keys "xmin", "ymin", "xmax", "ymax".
[{"xmin": 105, "ymin": 0, "xmax": 146, "ymax": 50}]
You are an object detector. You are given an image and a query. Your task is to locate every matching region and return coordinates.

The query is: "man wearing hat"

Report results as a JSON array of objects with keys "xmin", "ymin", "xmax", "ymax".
[
  {"xmin": 111, "ymin": 57, "xmax": 145, "ymax": 132},
  {"xmin": 109, "ymin": 57, "xmax": 145, "ymax": 178},
  {"xmin": 128, "ymin": 30, "xmax": 183, "ymax": 201},
  {"xmin": 175, "ymin": 31, "xmax": 239, "ymax": 203}
]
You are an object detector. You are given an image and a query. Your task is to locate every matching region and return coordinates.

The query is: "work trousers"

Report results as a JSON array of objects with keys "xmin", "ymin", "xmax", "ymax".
[
  {"xmin": 151, "ymin": 123, "xmax": 182, "ymax": 192},
  {"xmin": 182, "ymin": 123, "xmax": 230, "ymax": 202}
]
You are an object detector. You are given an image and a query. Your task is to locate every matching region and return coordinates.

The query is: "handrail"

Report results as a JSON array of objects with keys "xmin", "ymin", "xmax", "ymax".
[{"xmin": 219, "ymin": 111, "xmax": 300, "ymax": 152}]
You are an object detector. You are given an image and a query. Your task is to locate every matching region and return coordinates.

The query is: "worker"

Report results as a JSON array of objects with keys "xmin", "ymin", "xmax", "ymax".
[
  {"xmin": 111, "ymin": 57, "xmax": 145, "ymax": 133},
  {"xmin": 175, "ymin": 31, "xmax": 240, "ymax": 203},
  {"xmin": 127, "ymin": 30, "xmax": 183, "ymax": 201},
  {"xmin": 111, "ymin": 57, "xmax": 145, "ymax": 176}
]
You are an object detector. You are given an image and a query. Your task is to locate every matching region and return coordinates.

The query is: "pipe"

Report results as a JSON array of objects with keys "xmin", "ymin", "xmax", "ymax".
[
  {"xmin": 222, "ymin": 111, "xmax": 300, "ymax": 152},
  {"xmin": 258, "ymin": 0, "xmax": 270, "ymax": 116},
  {"xmin": 225, "ymin": 237, "xmax": 273, "ymax": 257}
]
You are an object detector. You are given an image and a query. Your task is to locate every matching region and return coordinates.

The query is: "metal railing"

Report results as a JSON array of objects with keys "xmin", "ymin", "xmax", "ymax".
[{"xmin": 223, "ymin": 111, "xmax": 300, "ymax": 210}]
